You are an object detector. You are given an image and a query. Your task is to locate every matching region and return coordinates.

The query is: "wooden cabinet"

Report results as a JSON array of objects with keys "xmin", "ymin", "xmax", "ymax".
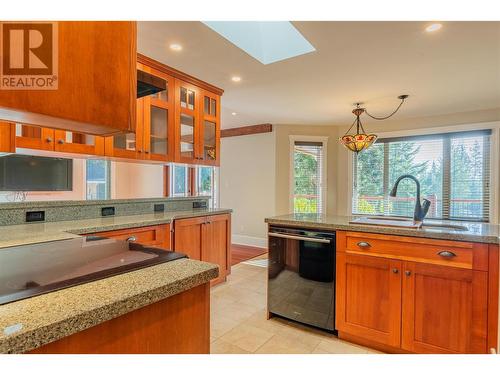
[
  {"xmin": 173, "ymin": 214, "xmax": 231, "ymax": 285},
  {"xmin": 105, "ymin": 63, "xmax": 175, "ymax": 162},
  {"xmin": 86, "ymin": 224, "xmax": 171, "ymax": 250},
  {"xmin": 199, "ymin": 91, "xmax": 221, "ymax": 166},
  {"xmin": 401, "ymin": 262, "xmax": 488, "ymax": 354},
  {"xmin": 0, "ymin": 21, "xmax": 137, "ymax": 136},
  {"xmin": 175, "ymin": 79, "xmax": 201, "ymax": 164},
  {"xmin": 336, "ymin": 231, "xmax": 498, "ymax": 354},
  {"xmin": 336, "ymin": 253, "xmax": 402, "ymax": 348}
]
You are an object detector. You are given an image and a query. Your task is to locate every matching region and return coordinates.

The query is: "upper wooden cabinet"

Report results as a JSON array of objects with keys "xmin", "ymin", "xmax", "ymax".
[
  {"xmin": 199, "ymin": 91, "xmax": 221, "ymax": 166},
  {"xmin": 175, "ymin": 79, "xmax": 201, "ymax": 164},
  {"xmin": 106, "ymin": 63, "xmax": 175, "ymax": 162},
  {"xmin": 0, "ymin": 21, "xmax": 137, "ymax": 136}
]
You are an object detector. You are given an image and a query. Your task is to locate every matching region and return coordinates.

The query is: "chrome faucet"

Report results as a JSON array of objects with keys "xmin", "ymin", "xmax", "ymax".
[{"xmin": 389, "ymin": 174, "xmax": 431, "ymax": 222}]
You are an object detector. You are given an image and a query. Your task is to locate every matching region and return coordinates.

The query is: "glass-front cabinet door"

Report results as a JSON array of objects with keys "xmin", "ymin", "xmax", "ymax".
[
  {"xmin": 105, "ymin": 99, "xmax": 143, "ymax": 159},
  {"xmin": 54, "ymin": 130, "xmax": 104, "ymax": 155},
  {"xmin": 143, "ymin": 68, "xmax": 174, "ymax": 161},
  {"xmin": 199, "ymin": 91, "xmax": 220, "ymax": 166},
  {"xmin": 175, "ymin": 79, "xmax": 200, "ymax": 163},
  {"xmin": 15, "ymin": 124, "xmax": 54, "ymax": 151}
]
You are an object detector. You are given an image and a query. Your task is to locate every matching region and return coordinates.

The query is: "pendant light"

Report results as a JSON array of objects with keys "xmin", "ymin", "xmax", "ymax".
[{"xmin": 339, "ymin": 95, "xmax": 409, "ymax": 153}]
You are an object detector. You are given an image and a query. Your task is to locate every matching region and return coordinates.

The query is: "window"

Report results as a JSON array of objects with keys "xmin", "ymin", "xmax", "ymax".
[
  {"xmin": 290, "ymin": 137, "xmax": 327, "ymax": 214},
  {"xmin": 171, "ymin": 164, "xmax": 189, "ymax": 197},
  {"xmin": 86, "ymin": 159, "xmax": 110, "ymax": 200},
  {"xmin": 352, "ymin": 130, "xmax": 491, "ymax": 221},
  {"xmin": 196, "ymin": 166, "xmax": 218, "ymax": 208}
]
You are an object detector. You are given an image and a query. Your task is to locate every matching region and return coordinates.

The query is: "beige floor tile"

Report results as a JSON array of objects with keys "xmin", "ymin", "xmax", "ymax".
[
  {"xmin": 211, "ymin": 338, "xmax": 251, "ymax": 354},
  {"xmin": 216, "ymin": 300, "xmax": 261, "ymax": 322},
  {"xmin": 211, "ymin": 314, "xmax": 241, "ymax": 339},
  {"xmin": 255, "ymin": 334, "xmax": 314, "ymax": 354},
  {"xmin": 242, "ymin": 310, "xmax": 290, "ymax": 334},
  {"xmin": 218, "ymin": 323, "xmax": 275, "ymax": 352},
  {"xmin": 314, "ymin": 337, "xmax": 371, "ymax": 354}
]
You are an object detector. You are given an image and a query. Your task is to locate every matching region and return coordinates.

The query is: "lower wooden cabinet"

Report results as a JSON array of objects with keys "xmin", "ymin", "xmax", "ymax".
[
  {"xmin": 336, "ymin": 231, "xmax": 498, "ymax": 354},
  {"xmin": 174, "ymin": 214, "xmax": 231, "ymax": 285},
  {"xmin": 401, "ymin": 262, "xmax": 488, "ymax": 354},
  {"xmin": 86, "ymin": 224, "xmax": 171, "ymax": 250},
  {"xmin": 336, "ymin": 253, "xmax": 402, "ymax": 348}
]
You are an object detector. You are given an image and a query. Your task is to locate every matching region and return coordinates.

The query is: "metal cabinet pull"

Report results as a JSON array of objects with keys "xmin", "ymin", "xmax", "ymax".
[
  {"xmin": 392, "ymin": 268, "xmax": 399, "ymax": 274},
  {"xmin": 357, "ymin": 241, "xmax": 371, "ymax": 248},
  {"xmin": 58, "ymin": 139, "xmax": 64, "ymax": 144},
  {"xmin": 437, "ymin": 250, "xmax": 456, "ymax": 258},
  {"xmin": 126, "ymin": 236, "xmax": 137, "ymax": 242},
  {"xmin": 268, "ymin": 232, "xmax": 331, "ymax": 244},
  {"xmin": 46, "ymin": 137, "xmax": 52, "ymax": 143},
  {"xmin": 405, "ymin": 270, "xmax": 412, "ymax": 276}
]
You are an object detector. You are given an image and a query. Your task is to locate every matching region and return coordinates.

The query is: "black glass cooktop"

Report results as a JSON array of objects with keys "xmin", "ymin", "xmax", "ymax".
[{"xmin": 0, "ymin": 236, "xmax": 186, "ymax": 305}]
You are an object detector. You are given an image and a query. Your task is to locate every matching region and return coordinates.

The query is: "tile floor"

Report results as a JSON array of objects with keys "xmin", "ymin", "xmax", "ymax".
[{"xmin": 210, "ymin": 255, "xmax": 381, "ymax": 354}]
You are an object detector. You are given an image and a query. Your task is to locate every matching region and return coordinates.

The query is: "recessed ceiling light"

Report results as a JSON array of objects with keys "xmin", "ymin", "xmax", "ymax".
[
  {"xmin": 169, "ymin": 43, "xmax": 183, "ymax": 51},
  {"xmin": 231, "ymin": 112, "xmax": 237, "ymax": 116},
  {"xmin": 231, "ymin": 76, "xmax": 241, "ymax": 82},
  {"xmin": 425, "ymin": 23, "xmax": 442, "ymax": 32}
]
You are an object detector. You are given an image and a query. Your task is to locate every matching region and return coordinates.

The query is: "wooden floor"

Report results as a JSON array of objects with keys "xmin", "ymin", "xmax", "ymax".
[{"xmin": 231, "ymin": 244, "xmax": 268, "ymax": 266}]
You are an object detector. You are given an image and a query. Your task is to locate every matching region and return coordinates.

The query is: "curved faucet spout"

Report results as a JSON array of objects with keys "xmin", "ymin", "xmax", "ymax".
[{"xmin": 389, "ymin": 174, "xmax": 431, "ymax": 222}]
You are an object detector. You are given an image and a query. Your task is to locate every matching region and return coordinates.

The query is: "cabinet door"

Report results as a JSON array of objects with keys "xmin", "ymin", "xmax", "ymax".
[
  {"xmin": 173, "ymin": 216, "xmax": 205, "ymax": 260},
  {"xmin": 143, "ymin": 70, "xmax": 175, "ymax": 162},
  {"xmin": 199, "ymin": 91, "xmax": 220, "ymax": 166},
  {"xmin": 15, "ymin": 124, "xmax": 55, "ymax": 151},
  {"xmin": 402, "ymin": 262, "xmax": 488, "ymax": 353},
  {"xmin": 54, "ymin": 131, "xmax": 105, "ymax": 156},
  {"xmin": 0, "ymin": 122, "xmax": 15, "ymax": 153},
  {"xmin": 105, "ymin": 98, "xmax": 144, "ymax": 159},
  {"xmin": 336, "ymin": 253, "xmax": 402, "ymax": 347},
  {"xmin": 202, "ymin": 214, "xmax": 230, "ymax": 285},
  {"xmin": 88, "ymin": 224, "xmax": 170, "ymax": 250},
  {"xmin": 175, "ymin": 80, "xmax": 200, "ymax": 163}
]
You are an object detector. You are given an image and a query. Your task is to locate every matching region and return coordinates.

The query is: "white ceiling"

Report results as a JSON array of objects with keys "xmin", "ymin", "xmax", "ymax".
[{"xmin": 138, "ymin": 21, "xmax": 500, "ymax": 129}]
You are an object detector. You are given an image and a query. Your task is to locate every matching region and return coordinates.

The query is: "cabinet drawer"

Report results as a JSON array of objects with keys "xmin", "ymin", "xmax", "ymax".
[
  {"xmin": 88, "ymin": 224, "xmax": 171, "ymax": 250},
  {"xmin": 342, "ymin": 232, "xmax": 488, "ymax": 271}
]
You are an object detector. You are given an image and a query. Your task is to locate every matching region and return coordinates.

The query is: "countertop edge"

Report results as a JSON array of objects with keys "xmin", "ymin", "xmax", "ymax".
[
  {"xmin": 265, "ymin": 218, "xmax": 500, "ymax": 244},
  {"xmin": 0, "ymin": 262, "xmax": 219, "ymax": 354}
]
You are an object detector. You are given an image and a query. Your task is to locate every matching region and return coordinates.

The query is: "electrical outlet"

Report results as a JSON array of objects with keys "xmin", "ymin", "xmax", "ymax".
[
  {"xmin": 154, "ymin": 203, "xmax": 165, "ymax": 212},
  {"xmin": 26, "ymin": 211, "xmax": 45, "ymax": 222},
  {"xmin": 101, "ymin": 207, "xmax": 115, "ymax": 217},
  {"xmin": 193, "ymin": 201, "xmax": 207, "ymax": 209}
]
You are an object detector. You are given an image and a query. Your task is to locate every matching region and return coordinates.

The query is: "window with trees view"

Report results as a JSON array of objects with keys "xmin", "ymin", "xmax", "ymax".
[
  {"xmin": 291, "ymin": 138, "xmax": 327, "ymax": 214},
  {"xmin": 352, "ymin": 130, "xmax": 491, "ymax": 221},
  {"xmin": 86, "ymin": 159, "xmax": 110, "ymax": 200}
]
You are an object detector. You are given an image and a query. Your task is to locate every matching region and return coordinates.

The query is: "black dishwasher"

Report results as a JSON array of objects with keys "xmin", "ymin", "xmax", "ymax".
[{"xmin": 267, "ymin": 226, "xmax": 336, "ymax": 332}]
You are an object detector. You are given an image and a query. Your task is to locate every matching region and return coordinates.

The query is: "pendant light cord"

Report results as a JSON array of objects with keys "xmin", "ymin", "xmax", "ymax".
[{"xmin": 364, "ymin": 96, "xmax": 407, "ymax": 120}]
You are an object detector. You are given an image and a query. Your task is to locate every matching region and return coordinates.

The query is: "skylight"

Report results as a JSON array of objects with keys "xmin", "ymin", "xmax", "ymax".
[{"xmin": 202, "ymin": 21, "xmax": 316, "ymax": 65}]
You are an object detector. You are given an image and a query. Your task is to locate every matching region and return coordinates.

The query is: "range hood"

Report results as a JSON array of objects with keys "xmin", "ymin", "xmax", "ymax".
[{"xmin": 137, "ymin": 70, "xmax": 167, "ymax": 98}]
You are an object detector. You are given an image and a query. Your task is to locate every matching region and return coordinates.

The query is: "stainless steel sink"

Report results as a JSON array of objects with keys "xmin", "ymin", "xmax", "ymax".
[{"xmin": 422, "ymin": 223, "xmax": 468, "ymax": 231}]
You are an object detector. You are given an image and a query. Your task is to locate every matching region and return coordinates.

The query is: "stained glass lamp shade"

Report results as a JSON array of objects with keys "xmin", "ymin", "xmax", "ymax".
[{"xmin": 339, "ymin": 107, "xmax": 378, "ymax": 153}]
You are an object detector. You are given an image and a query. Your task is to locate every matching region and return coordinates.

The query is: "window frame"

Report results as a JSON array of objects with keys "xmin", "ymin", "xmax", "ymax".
[
  {"xmin": 289, "ymin": 135, "xmax": 328, "ymax": 214},
  {"xmin": 347, "ymin": 124, "xmax": 499, "ymax": 223},
  {"xmin": 85, "ymin": 159, "xmax": 111, "ymax": 200}
]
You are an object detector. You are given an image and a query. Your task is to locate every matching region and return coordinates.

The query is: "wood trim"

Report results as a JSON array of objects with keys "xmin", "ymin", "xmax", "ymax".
[
  {"xmin": 137, "ymin": 53, "xmax": 224, "ymax": 96},
  {"xmin": 189, "ymin": 166, "xmax": 196, "ymax": 196},
  {"xmin": 29, "ymin": 283, "xmax": 210, "ymax": 354},
  {"xmin": 488, "ymin": 244, "xmax": 499, "ymax": 353},
  {"xmin": 164, "ymin": 165, "xmax": 170, "ymax": 197},
  {"xmin": 221, "ymin": 124, "xmax": 273, "ymax": 138}
]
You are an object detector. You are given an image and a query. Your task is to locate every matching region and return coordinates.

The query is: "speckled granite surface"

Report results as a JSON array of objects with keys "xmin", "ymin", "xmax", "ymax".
[
  {"xmin": 0, "ymin": 208, "xmax": 232, "ymax": 249},
  {"xmin": 0, "ymin": 258, "xmax": 218, "ymax": 353},
  {"xmin": 265, "ymin": 214, "xmax": 500, "ymax": 244},
  {"xmin": 0, "ymin": 197, "xmax": 210, "ymax": 226}
]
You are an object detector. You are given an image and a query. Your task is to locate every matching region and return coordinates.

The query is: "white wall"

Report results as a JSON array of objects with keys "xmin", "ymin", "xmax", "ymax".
[
  {"xmin": 112, "ymin": 162, "xmax": 164, "ymax": 199},
  {"xmin": 220, "ymin": 132, "xmax": 276, "ymax": 248}
]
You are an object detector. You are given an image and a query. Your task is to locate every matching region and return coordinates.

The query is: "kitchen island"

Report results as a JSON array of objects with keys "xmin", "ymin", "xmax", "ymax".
[
  {"xmin": 0, "ymin": 200, "xmax": 231, "ymax": 354},
  {"xmin": 265, "ymin": 214, "xmax": 500, "ymax": 354}
]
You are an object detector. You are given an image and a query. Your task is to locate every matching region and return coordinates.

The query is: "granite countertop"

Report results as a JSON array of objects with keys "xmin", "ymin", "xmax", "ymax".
[
  {"xmin": 0, "ymin": 208, "xmax": 232, "ymax": 249},
  {"xmin": 265, "ymin": 214, "xmax": 500, "ymax": 244},
  {"xmin": 0, "ymin": 258, "xmax": 218, "ymax": 353}
]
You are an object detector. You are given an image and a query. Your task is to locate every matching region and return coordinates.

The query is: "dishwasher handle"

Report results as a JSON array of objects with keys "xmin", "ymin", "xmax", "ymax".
[{"xmin": 268, "ymin": 232, "xmax": 331, "ymax": 244}]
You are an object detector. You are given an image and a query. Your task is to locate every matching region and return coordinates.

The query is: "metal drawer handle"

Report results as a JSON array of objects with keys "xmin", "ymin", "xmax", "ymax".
[
  {"xmin": 357, "ymin": 241, "xmax": 371, "ymax": 248},
  {"xmin": 392, "ymin": 268, "xmax": 399, "ymax": 274},
  {"xmin": 126, "ymin": 236, "xmax": 137, "ymax": 242},
  {"xmin": 268, "ymin": 232, "xmax": 331, "ymax": 244},
  {"xmin": 437, "ymin": 250, "xmax": 456, "ymax": 258}
]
